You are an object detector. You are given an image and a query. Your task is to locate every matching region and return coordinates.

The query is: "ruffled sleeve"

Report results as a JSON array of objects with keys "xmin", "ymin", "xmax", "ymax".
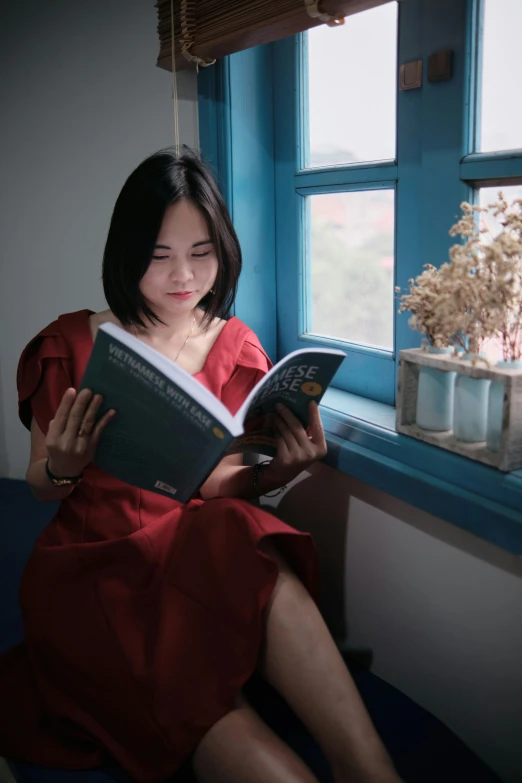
[
  {"xmin": 220, "ymin": 331, "xmax": 273, "ymax": 416},
  {"xmin": 17, "ymin": 321, "xmax": 74, "ymax": 434}
]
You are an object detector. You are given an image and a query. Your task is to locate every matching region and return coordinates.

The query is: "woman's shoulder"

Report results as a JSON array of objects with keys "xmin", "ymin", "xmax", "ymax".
[
  {"xmin": 19, "ymin": 309, "xmax": 93, "ymax": 382},
  {"xmin": 223, "ymin": 317, "xmax": 272, "ymax": 371},
  {"xmin": 25, "ymin": 309, "xmax": 94, "ymax": 346},
  {"xmin": 17, "ymin": 310, "xmax": 93, "ymax": 431},
  {"xmin": 88, "ymin": 309, "xmax": 119, "ymax": 342}
]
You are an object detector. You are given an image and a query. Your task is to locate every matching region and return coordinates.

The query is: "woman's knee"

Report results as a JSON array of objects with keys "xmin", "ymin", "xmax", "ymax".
[
  {"xmin": 191, "ymin": 696, "xmax": 317, "ymax": 783},
  {"xmin": 191, "ymin": 696, "xmax": 258, "ymax": 776}
]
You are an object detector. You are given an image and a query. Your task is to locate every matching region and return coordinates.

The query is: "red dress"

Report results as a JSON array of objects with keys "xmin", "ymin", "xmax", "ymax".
[{"xmin": 0, "ymin": 310, "xmax": 318, "ymax": 783}]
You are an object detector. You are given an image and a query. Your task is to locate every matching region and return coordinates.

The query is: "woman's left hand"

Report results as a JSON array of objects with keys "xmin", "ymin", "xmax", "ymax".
[{"xmin": 262, "ymin": 401, "xmax": 327, "ymax": 488}]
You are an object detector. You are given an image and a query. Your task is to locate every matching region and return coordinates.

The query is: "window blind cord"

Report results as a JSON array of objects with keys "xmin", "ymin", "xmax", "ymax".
[
  {"xmin": 181, "ymin": 0, "xmax": 216, "ymax": 69},
  {"xmin": 171, "ymin": 0, "xmax": 180, "ymax": 150}
]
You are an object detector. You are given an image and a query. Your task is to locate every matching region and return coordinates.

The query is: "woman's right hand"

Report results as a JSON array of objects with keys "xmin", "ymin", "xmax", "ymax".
[{"xmin": 46, "ymin": 388, "xmax": 115, "ymax": 478}]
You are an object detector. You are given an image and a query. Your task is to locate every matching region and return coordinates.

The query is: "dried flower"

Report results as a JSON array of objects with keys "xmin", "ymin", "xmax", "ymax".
[
  {"xmin": 397, "ymin": 194, "xmax": 522, "ymax": 362},
  {"xmin": 396, "ymin": 264, "xmax": 456, "ymax": 348}
]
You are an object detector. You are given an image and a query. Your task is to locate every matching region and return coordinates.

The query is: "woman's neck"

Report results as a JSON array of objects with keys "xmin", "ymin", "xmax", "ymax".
[
  {"xmin": 92, "ymin": 307, "xmax": 203, "ymax": 346},
  {"xmin": 133, "ymin": 308, "xmax": 200, "ymax": 344}
]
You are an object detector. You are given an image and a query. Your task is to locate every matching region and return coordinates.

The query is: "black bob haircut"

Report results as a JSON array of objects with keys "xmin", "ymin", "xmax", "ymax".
[{"xmin": 102, "ymin": 146, "xmax": 242, "ymax": 329}]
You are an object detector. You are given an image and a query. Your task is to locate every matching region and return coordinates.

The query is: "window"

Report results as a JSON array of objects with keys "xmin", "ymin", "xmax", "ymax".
[
  {"xmin": 199, "ymin": 0, "xmax": 522, "ymax": 407},
  {"xmin": 470, "ymin": 0, "xmax": 522, "ymax": 186},
  {"xmin": 469, "ymin": 0, "xmax": 522, "ymax": 367},
  {"xmin": 308, "ymin": 188, "xmax": 395, "ymax": 350},
  {"xmin": 304, "ymin": 4, "xmax": 398, "ymax": 355},
  {"xmin": 476, "ymin": 0, "xmax": 522, "ymax": 153},
  {"xmin": 274, "ymin": 3, "xmax": 400, "ymax": 404},
  {"xmin": 273, "ymin": 0, "xmax": 522, "ymax": 405},
  {"xmin": 306, "ymin": 4, "xmax": 397, "ymax": 167},
  {"xmin": 196, "ymin": 0, "xmax": 522, "ymax": 541}
]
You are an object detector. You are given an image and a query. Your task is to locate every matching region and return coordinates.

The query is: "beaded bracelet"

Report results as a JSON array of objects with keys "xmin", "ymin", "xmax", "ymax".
[{"xmin": 252, "ymin": 460, "xmax": 287, "ymax": 498}]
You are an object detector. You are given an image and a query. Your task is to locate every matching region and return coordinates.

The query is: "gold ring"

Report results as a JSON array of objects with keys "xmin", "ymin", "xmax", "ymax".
[{"xmin": 78, "ymin": 427, "xmax": 89, "ymax": 437}]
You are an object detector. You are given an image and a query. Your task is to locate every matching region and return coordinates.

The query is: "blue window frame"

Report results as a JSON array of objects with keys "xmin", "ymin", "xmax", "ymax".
[
  {"xmin": 197, "ymin": 0, "xmax": 522, "ymax": 553},
  {"xmin": 274, "ymin": 0, "xmax": 522, "ymax": 405},
  {"xmin": 274, "ymin": 0, "xmax": 476, "ymax": 405}
]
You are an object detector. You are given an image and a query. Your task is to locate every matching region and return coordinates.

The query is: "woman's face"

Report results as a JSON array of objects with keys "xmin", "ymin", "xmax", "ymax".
[{"xmin": 139, "ymin": 199, "xmax": 219, "ymax": 318}]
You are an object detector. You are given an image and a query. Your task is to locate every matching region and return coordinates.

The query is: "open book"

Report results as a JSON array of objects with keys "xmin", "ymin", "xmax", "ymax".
[{"xmin": 80, "ymin": 322, "xmax": 345, "ymax": 502}]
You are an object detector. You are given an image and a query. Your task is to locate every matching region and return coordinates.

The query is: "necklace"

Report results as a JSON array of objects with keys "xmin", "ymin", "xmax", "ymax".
[{"xmin": 172, "ymin": 314, "xmax": 196, "ymax": 363}]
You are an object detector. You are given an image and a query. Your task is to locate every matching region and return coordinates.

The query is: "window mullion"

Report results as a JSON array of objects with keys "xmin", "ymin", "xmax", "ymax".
[{"xmin": 395, "ymin": 0, "xmax": 471, "ymax": 396}]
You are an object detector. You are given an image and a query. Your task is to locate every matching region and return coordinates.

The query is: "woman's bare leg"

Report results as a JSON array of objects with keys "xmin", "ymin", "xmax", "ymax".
[
  {"xmin": 258, "ymin": 540, "xmax": 401, "ymax": 783},
  {"xmin": 192, "ymin": 696, "xmax": 320, "ymax": 783}
]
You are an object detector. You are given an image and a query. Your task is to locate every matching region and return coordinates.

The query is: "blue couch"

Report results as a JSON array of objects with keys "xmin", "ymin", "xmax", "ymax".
[{"xmin": 0, "ymin": 478, "xmax": 501, "ymax": 783}]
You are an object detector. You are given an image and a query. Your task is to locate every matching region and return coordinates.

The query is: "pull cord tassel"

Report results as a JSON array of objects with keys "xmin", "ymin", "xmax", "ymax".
[{"xmin": 304, "ymin": 0, "xmax": 345, "ymax": 27}]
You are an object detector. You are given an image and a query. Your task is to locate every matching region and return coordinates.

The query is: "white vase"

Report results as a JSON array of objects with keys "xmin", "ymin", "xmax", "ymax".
[
  {"xmin": 486, "ymin": 359, "xmax": 522, "ymax": 452},
  {"xmin": 415, "ymin": 346, "xmax": 456, "ymax": 432},
  {"xmin": 453, "ymin": 354, "xmax": 490, "ymax": 443}
]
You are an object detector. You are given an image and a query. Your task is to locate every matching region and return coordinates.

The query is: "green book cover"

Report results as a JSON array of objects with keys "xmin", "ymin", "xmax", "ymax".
[
  {"xmin": 81, "ymin": 322, "xmax": 345, "ymax": 500},
  {"xmin": 232, "ymin": 348, "xmax": 346, "ymax": 457},
  {"xmin": 80, "ymin": 324, "xmax": 239, "ymax": 502}
]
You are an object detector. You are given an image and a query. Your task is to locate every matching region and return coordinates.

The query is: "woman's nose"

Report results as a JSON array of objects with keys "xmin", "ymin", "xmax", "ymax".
[{"xmin": 169, "ymin": 258, "xmax": 194, "ymax": 282}]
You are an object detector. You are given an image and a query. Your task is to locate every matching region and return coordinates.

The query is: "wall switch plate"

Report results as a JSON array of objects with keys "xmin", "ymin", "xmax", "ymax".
[
  {"xmin": 428, "ymin": 50, "xmax": 453, "ymax": 82},
  {"xmin": 399, "ymin": 60, "xmax": 422, "ymax": 91}
]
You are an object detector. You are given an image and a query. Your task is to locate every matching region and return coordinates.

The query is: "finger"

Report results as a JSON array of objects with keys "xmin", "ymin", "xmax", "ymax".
[
  {"xmin": 90, "ymin": 409, "xmax": 116, "ymax": 447},
  {"xmin": 273, "ymin": 414, "xmax": 301, "ymax": 454},
  {"xmin": 50, "ymin": 388, "xmax": 77, "ymax": 435},
  {"xmin": 275, "ymin": 403, "xmax": 302, "ymax": 428},
  {"xmin": 64, "ymin": 388, "xmax": 94, "ymax": 439},
  {"xmin": 307, "ymin": 401, "xmax": 327, "ymax": 454},
  {"xmin": 273, "ymin": 423, "xmax": 291, "ymax": 462},
  {"xmin": 79, "ymin": 394, "xmax": 104, "ymax": 435},
  {"xmin": 275, "ymin": 404, "xmax": 311, "ymax": 450}
]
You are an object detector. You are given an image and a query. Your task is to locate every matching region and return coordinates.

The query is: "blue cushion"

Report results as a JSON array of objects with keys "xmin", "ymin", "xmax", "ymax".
[{"xmin": 0, "ymin": 480, "xmax": 58, "ymax": 655}]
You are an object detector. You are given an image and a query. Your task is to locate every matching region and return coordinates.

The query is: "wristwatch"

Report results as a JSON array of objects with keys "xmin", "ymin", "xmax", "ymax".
[{"xmin": 45, "ymin": 459, "xmax": 83, "ymax": 486}]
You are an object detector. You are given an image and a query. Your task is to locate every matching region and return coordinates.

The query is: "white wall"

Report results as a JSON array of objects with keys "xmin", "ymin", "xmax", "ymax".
[
  {"xmin": 272, "ymin": 464, "xmax": 522, "ymax": 783},
  {"xmin": 0, "ymin": 0, "xmax": 197, "ymax": 479}
]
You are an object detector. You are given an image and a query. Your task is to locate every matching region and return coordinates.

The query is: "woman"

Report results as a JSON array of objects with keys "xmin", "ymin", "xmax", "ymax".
[{"xmin": 0, "ymin": 148, "xmax": 401, "ymax": 783}]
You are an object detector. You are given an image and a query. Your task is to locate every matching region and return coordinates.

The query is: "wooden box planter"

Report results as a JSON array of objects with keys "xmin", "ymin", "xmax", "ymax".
[{"xmin": 396, "ymin": 348, "xmax": 522, "ymax": 472}]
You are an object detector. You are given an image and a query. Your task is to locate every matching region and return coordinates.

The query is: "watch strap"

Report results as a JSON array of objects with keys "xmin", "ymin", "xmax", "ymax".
[{"xmin": 45, "ymin": 459, "xmax": 83, "ymax": 486}]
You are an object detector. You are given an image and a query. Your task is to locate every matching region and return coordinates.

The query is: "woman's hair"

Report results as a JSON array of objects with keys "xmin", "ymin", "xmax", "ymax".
[{"xmin": 102, "ymin": 146, "xmax": 241, "ymax": 328}]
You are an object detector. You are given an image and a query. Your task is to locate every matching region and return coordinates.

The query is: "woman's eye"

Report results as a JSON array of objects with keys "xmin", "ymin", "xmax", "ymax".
[
  {"xmin": 193, "ymin": 251, "xmax": 210, "ymax": 258},
  {"xmin": 151, "ymin": 255, "xmax": 168, "ymax": 261}
]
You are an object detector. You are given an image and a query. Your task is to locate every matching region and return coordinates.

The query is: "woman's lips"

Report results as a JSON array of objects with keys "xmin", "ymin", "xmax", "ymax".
[{"xmin": 167, "ymin": 291, "xmax": 194, "ymax": 300}]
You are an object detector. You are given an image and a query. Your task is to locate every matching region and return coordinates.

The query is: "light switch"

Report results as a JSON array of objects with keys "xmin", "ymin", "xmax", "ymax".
[
  {"xmin": 428, "ymin": 50, "xmax": 453, "ymax": 82},
  {"xmin": 399, "ymin": 60, "xmax": 422, "ymax": 91}
]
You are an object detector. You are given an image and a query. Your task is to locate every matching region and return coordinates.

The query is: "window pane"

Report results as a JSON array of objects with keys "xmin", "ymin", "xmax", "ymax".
[
  {"xmin": 478, "ymin": 183, "xmax": 522, "ymax": 235},
  {"xmin": 478, "ymin": 0, "xmax": 522, "ymax": 152},
  {"xmin": 306, "ymin": 2, "xmax": 397, "ymax": 168},
  {"xmin": 307, "ymin": 189, "xmax": 395, "ymax": 349},
  {"xmin": 477, "ymin": 184, "xmax": 522, "ymax": 362}
]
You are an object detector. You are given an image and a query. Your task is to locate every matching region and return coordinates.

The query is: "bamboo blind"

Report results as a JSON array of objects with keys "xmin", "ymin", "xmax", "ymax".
[{"xmin": 156, "ymin": 0, "xmax": 394, "ymax": 71}]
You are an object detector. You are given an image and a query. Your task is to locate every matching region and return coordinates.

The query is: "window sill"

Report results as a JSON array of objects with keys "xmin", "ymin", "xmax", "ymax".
[{"xmin": 319, "ymin": 388, "xmax": 522, "ymax": 556}]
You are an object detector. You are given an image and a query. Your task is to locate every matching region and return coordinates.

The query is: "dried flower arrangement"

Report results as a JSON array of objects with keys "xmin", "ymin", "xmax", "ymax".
[{"xmin": 396, "ymin": 193, "xmax": 522, "ymax": 363}]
